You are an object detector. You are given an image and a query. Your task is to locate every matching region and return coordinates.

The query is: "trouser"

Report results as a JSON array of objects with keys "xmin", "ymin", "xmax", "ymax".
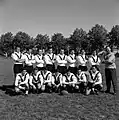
[
  {"xmin": 78, "ymin": 65, "xmax": 87, "ymax": 71},
  {"xmin": 105, "ymin": 68, "xmax": 117, "ymax": 93},
  {"xmin": 24, "ymin": 65, "xmax": 33, "ymax": 74},
  {"xmin": 46, "ymin": 64, "xmax": 55, "ymax": 73},
  {"xmin": 57, "ymin": 66, "xmax": 67, "ymax": 74},
  {"xmin": 68, "ymin": 67, "xmax": 77, "ymax": 74}
]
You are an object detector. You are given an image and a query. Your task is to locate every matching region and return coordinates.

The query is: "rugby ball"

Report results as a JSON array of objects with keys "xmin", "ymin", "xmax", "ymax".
[{"xmin": 60, "ymin": 90, "xmax": 69, "ymax": 95}]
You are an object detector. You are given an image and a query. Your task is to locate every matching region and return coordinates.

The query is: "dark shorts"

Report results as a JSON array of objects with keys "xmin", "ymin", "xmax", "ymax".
[
  {"xmin": 36, "ymin": 66, "xmax": 44, "ymax": 71},
  {"xmin": 68, "ymin": 67, "xmax": 77, "ymax": 74},
  {"xmin": 13, "ymin": 64, "xmax": 23, "ymax": 74},
  {"xmin": 57, "ymin": 66, "xmax": 67, "ymax": 75},
  {"xmin": 46, "ymin": 64, "xmax": 55, "ymax": 73},
  {"xmin": 78, "ymin": 65, "xmax": 87, "ymax": 71},
  {"xmin": 24, "ymin": 65, "xmax": 33, "ymax": 74}
]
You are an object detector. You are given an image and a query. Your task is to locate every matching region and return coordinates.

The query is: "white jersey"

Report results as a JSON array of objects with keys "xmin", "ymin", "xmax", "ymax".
[
  {"xmin": 63, "ymin": 73, "xmax": 77, "ymax": 84},
  {"xmin": 35, "ymin": 54, "xmax": 44, "ymax": 67},
  {"xmin": 41, "ymin": 71, "xmax": 52, "ymax": 83},
  {"xmin": 15, "ymin": 72, "xmax": 29, "ymax": 87},
  {"xmin": 76, "ymin": 54, "xmax": 87, "ymax": 67},
  {"xmin": 29, "ymin": 71, "xmax": 43, "ymax": 85},
  {"xmin": 88, "ymin": 55, "xmax": 101, "ymax": 66},
  {"xmin": 24, "ymin": 53, "xmax": 35, "ymax": 66},
  {"xmin": 67, "ymin": 54, "xmax": 76, "ymax": 67},
  {"xmin": 56, "ymin": 54, "xmax": 67, "ymax": 66},
  {"xmin": 44, "ymin": 53, "xmax": 56, "ymax": 65},
  {"xmin": 11, "ymin": 52, "xmax": 24, "ymax": 64},
  {"xmin": 52, "ymin": 73, "xmax": 63, "ymax": 85},
  {"xmin": 89, "ymin": 71, "xmax": 102, "ymax": 85},
  {"xmin": 76, "ymin": 72, "xmax": 87, "ymax": 83}
]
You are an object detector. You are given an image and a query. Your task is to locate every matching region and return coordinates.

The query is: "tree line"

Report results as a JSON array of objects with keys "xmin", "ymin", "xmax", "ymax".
[{"xmin": 0, "ymin": 24, "xmax": 119, "ymax": 56}]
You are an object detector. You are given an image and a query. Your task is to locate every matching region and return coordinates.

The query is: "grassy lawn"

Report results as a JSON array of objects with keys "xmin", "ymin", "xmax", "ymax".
[{"xmin": 0, "ymin": 56, "xmax": 119, "ymax": 120}]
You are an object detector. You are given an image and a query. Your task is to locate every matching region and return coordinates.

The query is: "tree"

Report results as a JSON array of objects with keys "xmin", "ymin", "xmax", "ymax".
[
  {"xmin": 34, "ymin": 34, "xmax": 50, "ymax": 50},
  {"xmin": 0, "ymin": 32, "xmax": 13, "ymax": 56},
  {"xmin": 51, "ymin": 33, "xmax": 67, "ymax": 53},
  {"xmin": 70, "ymin": 28, "xmax": 88, "ymax": 51},
  {"xmin": 12, "ymin": 31, "xmax": 32, "ymax": 50},
  {"xmin": 108, "ymin": 25, "xmax": 119, "ymax": 49},
  {"xmin": 88, "ymin": 24, "xmax": 108, "ymax": 51}
]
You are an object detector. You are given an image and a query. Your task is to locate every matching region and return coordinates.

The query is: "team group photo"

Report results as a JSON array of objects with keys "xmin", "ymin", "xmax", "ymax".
[
  {"xmin": 11, "ymin": 46, "xmax": 116, "ymax": 96},
  {"xmin": 0, "ymin": 0, "xmax": 119, "ymax": 119}
]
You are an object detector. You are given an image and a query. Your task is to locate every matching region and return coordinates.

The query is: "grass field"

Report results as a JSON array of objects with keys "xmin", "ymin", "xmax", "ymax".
[{"xmin": 0, "ymin": 56, "xmax": 119, "ymax": 120}]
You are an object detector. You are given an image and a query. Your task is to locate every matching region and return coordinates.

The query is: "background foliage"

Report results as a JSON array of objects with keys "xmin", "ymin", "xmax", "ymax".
[{"xmin": 0, "ymin": 24, "xmax": 118, "ymax": 56}]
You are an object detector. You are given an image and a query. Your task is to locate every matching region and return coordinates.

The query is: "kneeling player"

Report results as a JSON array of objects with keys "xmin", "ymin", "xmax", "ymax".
[
  {"xmin": 52, "ymin": 69, "xmax": 63, "ymax": 93},
  {"xmin": 75, "ymin": 68, "xmax": 87, "ymax": 94},
  {"xmin": 29, "ymin": 68, "xmax": 43, "ymax": 93},
  {"xmin": 41, "ymin": 67, "xmax": 53, "ymax": 93},
  {"xmin": 62, "ymin": 69, "xmax": 77, "ymax": 92},
  {"xmin": 86, "ymin": 65, "xmax": 103, "ymax": 95},
  {"xmin": 14, "ymin": 68, "xmax": 29, "ymax": 95}
]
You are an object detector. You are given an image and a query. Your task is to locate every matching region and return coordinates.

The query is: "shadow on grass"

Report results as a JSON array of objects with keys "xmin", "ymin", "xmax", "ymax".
[{"xmin": 0, "ymin": 85, "xmax": 17, "ymax": 96}]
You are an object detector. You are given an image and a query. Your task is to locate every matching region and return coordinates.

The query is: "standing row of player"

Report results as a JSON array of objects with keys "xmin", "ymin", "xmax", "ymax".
[{"xmin": 11, "ymin": 47, "xmax": 101, "ymax": 76}]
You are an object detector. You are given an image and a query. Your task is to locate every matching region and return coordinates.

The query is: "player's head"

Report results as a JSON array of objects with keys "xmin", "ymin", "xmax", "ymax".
[
  {"xmin": 70, "ymin": 49, "xmax": 75, "ymax": 55},
  {"xmin": 92, "ymin": 50, "xmax": 97, "ymax": 56},
  {"xmin": 80, "ymin": 49, "xmax": 85, "ymax": 55},
  {"xmin": 16, "ymin": 46, "xmax": 20, "ymax": 53},
  {"xmin": 33, "ymin": 67, "xmax": 38, "ymax": 74},
  {"xmin": 77, "ymin": 68, "xmax": 82, "ymax": 74},
  {"xmin": 48, "ymin": 48, "xmax": 53, "ymax": 54},
  {"xmin": 91, "ymin": 65, "xmax": 98, "ymax": 73},
  {"xmin": 38, "ymin": 49, "xmax": 43, "ymax": 55},
  {"xmin": 27, "ymin": 47, "xmax": 32, "ymax": 54},
  {"xmin": 21, "ymin": 67, "xmax": 27, "ymax": 75},
  {"xmin": 60, "ymin": 48, "xmax": 64, "ymax": 55}
]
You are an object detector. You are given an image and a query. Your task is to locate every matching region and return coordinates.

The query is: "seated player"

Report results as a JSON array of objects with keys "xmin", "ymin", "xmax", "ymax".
[
  {"xmin": 52, "ymin": 69, "xmax": 63, "ymax": 93},
  {"xmin": 40, "ymin": 67, "xmax": 53, "ymax": 93},
  {"xmin": 75, "ymin": 68, "xmax": 87, "ymax": 94},
  {"xmin": 86, "ymin": 65, "xmax": 103, "ymax": 95},
  {"xmin": 62, "ymin": 69, "xmax": 77, "ymax": 92},
  {"xmin": 14, "ymin": 67, "xmax": 29, "ymax": 95},
  {"xmin": 29, "ymin": 68, "xmax": 43, "ymax": 93}
]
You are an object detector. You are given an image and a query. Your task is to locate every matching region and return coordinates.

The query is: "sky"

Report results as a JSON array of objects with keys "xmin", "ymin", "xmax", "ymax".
[{"xmin": 0, "ymin": 0, "xmax": 119, "ymax": 37}]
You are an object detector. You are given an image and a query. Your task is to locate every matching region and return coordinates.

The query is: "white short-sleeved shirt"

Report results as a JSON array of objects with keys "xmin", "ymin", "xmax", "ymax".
[
  {"xmin": 44, "ymin": 53, "xmax": 56, "ymax": 65},
  {"xmin": 11, "ymin": 52, "xmax": 24, "ymax": 64},
  {"xmin": 35, "ymin": 54, "xmax": 44, "ymax": 67},
  {"xmin": 89, "ymin": 71, "xmax": 102, "ymax": 85},
  {"xmin": 63, "ymin": 73, "xmax": 77, "ymax": 83},
  {"xmin": 24, "ymin": 53, "xmax": 35, "ymax": 66},
  {"xmin": 56, "ymin": 54, "xmax": 67, "ymax": 66},
  {"xmin": 67, "ymin": 54, "xmax": 76, "ymax": 67},
  {"xmin": 76, "ymin": 72, "xmax": 87, "ymax": 83},
  {"xmin": 88, "ymin": 55, "xmax": 101, "ymax": 66},
  {"xmin": 76, "ymin": 55, "xmax": 87, "ymax": 67},
  {"xmin": 15, "ymin": 72, "xmax": 29, "ymax": 87}
]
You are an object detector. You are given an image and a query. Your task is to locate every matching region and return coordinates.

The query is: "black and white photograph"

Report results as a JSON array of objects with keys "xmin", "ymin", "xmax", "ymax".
[{"xmin": 0, "ymin": 0, "xmax": 119, "ymax": 119}]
